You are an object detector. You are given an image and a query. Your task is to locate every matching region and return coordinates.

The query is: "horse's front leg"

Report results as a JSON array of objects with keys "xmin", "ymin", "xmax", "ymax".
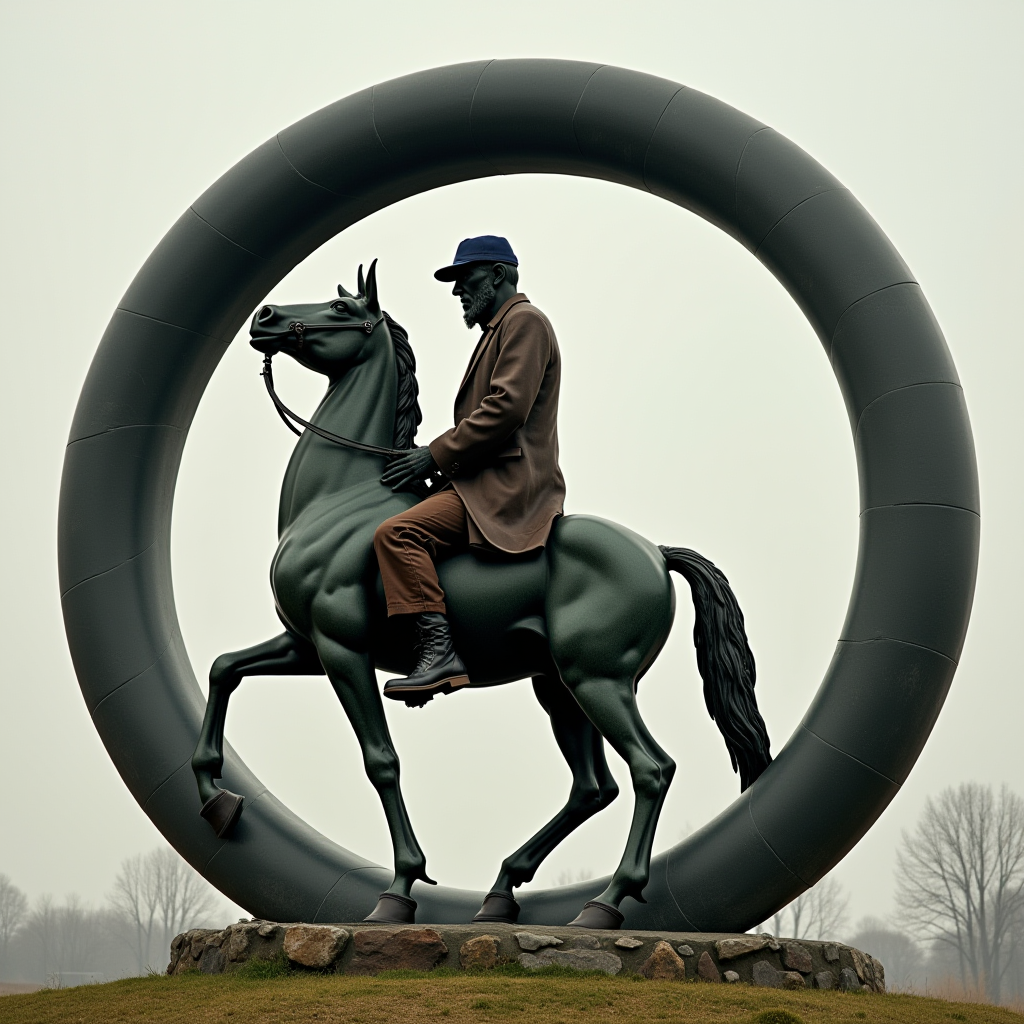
[
  {"xmin": 314, "ymin": 631, "xmax": 434, "ymax": 924},
  {"xmin": 192, "ymin": 631, "xmax": 323, "ymax": 837}
]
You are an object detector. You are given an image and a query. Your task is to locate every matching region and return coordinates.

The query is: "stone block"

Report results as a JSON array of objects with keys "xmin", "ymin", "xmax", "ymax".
[
  {"xmin": 460, "ymin": 935, "xmax": 500, "ymax": 970},
  {"xmin": 284, "ymin": 925, "xmax": 350, "ymax": 969},
  {"xmin": 676, "ymin": 944, "xmax": 694, "ymax": 956},
  {"xmin": 752, "ymin": 960, "xmax": 781, "ymax": 987},
  {"xmin": 716, "ymin": 935, "xmax": 769, "ymax": 960},
  {"xmin": 515, "ymin": 932, "xmax": 563, "ymax": 951},
  {"xmin": 724, "ymin": 970, "xmax": 740, "ymax": 983},
  {"xmin": 781, "ymin": 971, "xmax": 806, "ymax": 989},
  {"xmin": 839, "ymin": 967, "xmax": 862, "ymax": 991},
  {"xmin": 615, "ymin": 937, "xmax": 644, "ymax": 949},
  {"xmin": 198, "ymin": 944, "xmax": 226, "ymax": 974},
  {"xmin": 697, "ymin": 951, "xmax": 722, "ymax": 982},
  {"xmin": 781, "ymin": 941, "xmax": 813, "ymax": 973},
  {"xmin": 349, "ymin": 928, "xmax": 448, "ymax": 974},
  {"xmin": 638, "ymin": 940, "xmax": 687, "ymax": 981},
  {"xmin": 815, "ymin": 970, "xmax": 835, "ymax": 989},
  {"xmin": 573, "ymin": 935, "xmax": 601, "ymax": 949},
  {"xmin": 519, "ymin": 948, "xmax": 621, "ymax": 975},
  {"xmin": 823, "ymin": 942, "xmax": 841, "ymax": 962}
]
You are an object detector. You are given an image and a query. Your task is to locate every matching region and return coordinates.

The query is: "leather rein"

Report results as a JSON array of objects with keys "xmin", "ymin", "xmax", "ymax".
[{"xmin": 259, "ymin": 313, "xmax": 406, "ymax": 458}]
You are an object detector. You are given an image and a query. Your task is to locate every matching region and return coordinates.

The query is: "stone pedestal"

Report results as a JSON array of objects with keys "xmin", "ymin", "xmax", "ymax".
[{"xmin": 168, "ymin": 922, "xmax": 885, "ymax": 992}]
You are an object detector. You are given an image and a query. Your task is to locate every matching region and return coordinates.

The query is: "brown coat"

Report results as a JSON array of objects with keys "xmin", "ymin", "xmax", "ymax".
[{"xmin": 428, "ymin": 294, "xmax": 565, "ymax": 554}]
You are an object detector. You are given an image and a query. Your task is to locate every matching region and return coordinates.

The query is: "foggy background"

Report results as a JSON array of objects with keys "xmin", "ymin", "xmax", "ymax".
[{"xmin": 1, "ymin": 0, "xmax": 1021, "ymax": 940}]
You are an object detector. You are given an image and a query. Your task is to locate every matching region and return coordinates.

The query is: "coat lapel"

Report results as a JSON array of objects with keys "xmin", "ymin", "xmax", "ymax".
[{"xmin": 456, "ymin": 294, "xmax": 529, "ymax": 400}]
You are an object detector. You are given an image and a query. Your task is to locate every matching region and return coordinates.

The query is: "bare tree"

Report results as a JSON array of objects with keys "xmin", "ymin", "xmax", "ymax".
[
  {"xmin": 151, "ymin": 848, "xmax": 219, "ymax": 958},
  {"xmin": 896, "ymin": 782, "xmax": 1024, "ymax": 1004},
  {"xmin": 0, "ymin": 875, "xmax": 28, "ymax": 973},
  {"xmin": 23, "ymin": 894, "xmax": 55, "ymax": 981},
  {"xmin": 768, "ymin": 876, "xmax": 849, "ymax": 940},
  {"xmin": 109, "ymin": 847, "xmax": 221, "ymax": 972},
  {"xmin": 108, "ymin": 854, "xmax": 160, "ymax": 973}
]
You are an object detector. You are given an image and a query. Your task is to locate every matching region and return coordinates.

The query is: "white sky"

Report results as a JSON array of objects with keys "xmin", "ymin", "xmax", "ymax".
[{"xmin": 1, "ymin": 0, "xmax": 1021, "ymax": 930}]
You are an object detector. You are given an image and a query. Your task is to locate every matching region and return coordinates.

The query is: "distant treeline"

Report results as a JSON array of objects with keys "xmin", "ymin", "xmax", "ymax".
[{"xmin": 0, "ymin": 846, "xmax": 229, "ymax": 984}]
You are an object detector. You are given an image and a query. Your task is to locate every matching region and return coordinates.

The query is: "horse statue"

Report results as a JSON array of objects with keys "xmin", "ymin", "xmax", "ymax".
[{"xmin": 190, "ymin": 261, "xmax": 773, "ymax": 928}]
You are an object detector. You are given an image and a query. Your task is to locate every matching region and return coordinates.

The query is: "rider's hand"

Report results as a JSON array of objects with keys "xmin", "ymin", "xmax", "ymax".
[{"xmin": 381, "ymin": 446, "xmax": 439, "ymax": 490}]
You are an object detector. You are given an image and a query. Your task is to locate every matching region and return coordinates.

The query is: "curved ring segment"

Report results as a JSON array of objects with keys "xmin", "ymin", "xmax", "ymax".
[{"xmin": 57, "ymin": 60, "xmax": 979, "ymax": 930}]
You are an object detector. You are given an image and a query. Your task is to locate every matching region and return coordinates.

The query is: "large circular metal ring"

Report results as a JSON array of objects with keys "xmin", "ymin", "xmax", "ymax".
[{"xmin": 58, "ymin": 60, "xmax": 979, "ymax": 930}]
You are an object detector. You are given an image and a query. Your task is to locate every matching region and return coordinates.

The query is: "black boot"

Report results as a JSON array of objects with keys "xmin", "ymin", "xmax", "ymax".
[{"xmin": 383, "ymin": 612, "xmax": 470, "ymax": 705}]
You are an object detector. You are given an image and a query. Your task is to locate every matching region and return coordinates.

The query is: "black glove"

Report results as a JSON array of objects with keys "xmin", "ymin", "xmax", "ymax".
[{"xmin": 381, "ymin": 446, "xmax": 440, "ymax": 491}]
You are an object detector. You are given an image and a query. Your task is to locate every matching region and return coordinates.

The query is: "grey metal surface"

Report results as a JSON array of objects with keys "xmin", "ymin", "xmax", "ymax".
[{"xmin": 58, "ymin": 60, "xmax": 979, "ymax": 930}]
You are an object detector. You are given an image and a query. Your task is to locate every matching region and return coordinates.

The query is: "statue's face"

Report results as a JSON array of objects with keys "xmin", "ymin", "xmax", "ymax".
[{"xmin": 452, "ymin": 263, "xmax": 497, "ymax": 329}]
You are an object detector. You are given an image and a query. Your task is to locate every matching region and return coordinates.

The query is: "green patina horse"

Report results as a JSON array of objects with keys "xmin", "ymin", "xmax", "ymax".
[{"xmin": 191, "ymin": 262, "xmax": 772, "ymax": 927}]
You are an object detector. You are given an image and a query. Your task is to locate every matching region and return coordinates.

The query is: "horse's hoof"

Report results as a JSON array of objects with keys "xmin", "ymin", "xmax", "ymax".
[
  {"xmin": 200, "ymin": 790, "xmax": 244, "ymax": 838},
  {"xmin": 363, "ymin": 892, "xmax": 417, "ymax": 924},
  {"xmin": 472, "ymin": 890, "xmax": 521, "ymax": 924},
  {"xmin": 566, "ymin": 900, "xmax": 624, "ymax": 930}
]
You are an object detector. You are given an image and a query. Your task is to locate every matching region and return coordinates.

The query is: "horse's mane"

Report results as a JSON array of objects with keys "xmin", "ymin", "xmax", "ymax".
[{"xmin": 383, "ymin": 311, "xmax": 422, "ymax": 450}]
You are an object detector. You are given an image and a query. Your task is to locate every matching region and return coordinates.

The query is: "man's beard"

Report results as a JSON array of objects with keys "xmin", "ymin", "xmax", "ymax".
[{"xmin": 463, "ymin": 279, "xmax": 495, "ymax": 328}]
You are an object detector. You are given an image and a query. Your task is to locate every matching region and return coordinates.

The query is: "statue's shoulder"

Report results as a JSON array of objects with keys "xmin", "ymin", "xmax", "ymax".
[{"xmin": 506, "ymin": 299, "xmax": 556, "ymax": 338}]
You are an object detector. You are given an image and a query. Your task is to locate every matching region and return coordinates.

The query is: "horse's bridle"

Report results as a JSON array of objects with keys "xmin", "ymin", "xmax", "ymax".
[{"xmin": 258, "ymin": 312, "xmax": 407, "ymax": 458}]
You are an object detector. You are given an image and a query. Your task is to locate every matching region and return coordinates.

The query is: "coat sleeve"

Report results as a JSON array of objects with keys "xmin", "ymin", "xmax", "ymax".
[{"xmin": 429, "ymin": 310, "xmax": 550, "ymax": 476}]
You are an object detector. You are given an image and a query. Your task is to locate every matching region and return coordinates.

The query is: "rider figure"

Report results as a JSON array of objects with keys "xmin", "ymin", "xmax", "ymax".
[{"xmin": 375, "ymin": 236, "xmax": 566, "ymax": 702}]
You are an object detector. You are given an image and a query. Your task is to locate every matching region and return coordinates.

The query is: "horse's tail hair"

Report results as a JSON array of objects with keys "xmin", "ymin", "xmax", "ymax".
[{"xmin": 660, "ymin": 545, "xmax": 772, "ymax": 791}]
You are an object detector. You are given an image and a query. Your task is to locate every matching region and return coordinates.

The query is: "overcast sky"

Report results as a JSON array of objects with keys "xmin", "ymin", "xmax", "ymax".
[{"xmin": 1, "ymin": 0, "xmax": 1021, "ymax": 931}]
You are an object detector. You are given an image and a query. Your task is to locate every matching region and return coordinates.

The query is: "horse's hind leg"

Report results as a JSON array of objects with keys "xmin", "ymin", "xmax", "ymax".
[
  {"xmin": 192, "ymin": 631, "xmax": 323, "ymax": 837},
  {"xmin": 558, "ymin": 673, "xmax": 675, "ymax": 928},
  {"xmin": 474, "ymin": 675, "xmax": 619, "ymax": 923}
]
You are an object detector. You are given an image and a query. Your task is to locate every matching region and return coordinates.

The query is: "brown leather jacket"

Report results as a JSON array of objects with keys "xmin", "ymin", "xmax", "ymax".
[{"xmin": 428, "ymin": 294, "xmax": 565, "ymax": 554}]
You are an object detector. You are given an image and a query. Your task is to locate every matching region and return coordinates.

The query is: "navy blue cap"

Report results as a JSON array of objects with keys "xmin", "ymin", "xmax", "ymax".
[{"xmin": 434, "ymin": 235, "xmax": 518, "ymax": 281}]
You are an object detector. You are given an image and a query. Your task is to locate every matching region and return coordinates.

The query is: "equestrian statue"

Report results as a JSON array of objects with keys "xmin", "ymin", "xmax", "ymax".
[{"xmin": 190, "ymin": 235, "xmax": 773, "ymax": 929}]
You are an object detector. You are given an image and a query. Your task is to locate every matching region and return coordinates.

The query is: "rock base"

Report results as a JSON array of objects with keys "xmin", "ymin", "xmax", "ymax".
[{"xmin": 169, "ymin": 922, "xmax": 885, "ymax": 992}]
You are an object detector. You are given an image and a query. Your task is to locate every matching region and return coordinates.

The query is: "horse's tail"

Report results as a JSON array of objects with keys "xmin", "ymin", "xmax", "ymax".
[{"xmin": 660, "ymin": 545, "xmax": 772, "ymax": 791}]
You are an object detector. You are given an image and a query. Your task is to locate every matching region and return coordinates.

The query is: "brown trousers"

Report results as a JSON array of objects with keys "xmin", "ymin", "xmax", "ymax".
[{"xmin": 373, "ymin": 489, "xmax": 469, "ymax": 616}]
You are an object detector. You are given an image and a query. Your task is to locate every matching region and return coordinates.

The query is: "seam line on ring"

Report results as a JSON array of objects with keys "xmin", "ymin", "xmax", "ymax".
[
  {"xmin": 272, "ymin": 135, "xmax": 346, "ymax": 197},
  {"xmin": 467, "ymin": 60, "xmax": 502, "ymax": 178},
  {"xmin": 854, "ymin": 380, "xmax": 964, "ymax": 433},
  {"xmin": 88, "ymin": 630, "xmax": 178, "ymax": 716},
  {"xmin": 569, "ymin": 65, "xmax": 607, "ymax": 158},
  {"xmin": 142, "ymin": 756, "xmax": 192, "ymax": 814},
  {"xmin": 112, "ymin": 306, "xmax": 232, "ymax": 343},
  {"xmin": 836, "ymin": 635, "xmax": 958, "ymax": 664},
  {"xmin": 746, "ymin": 793, "xmax": 810, "ymax": 887},
  {"xmin": 827, "ymin": 281, "xmax": 923, "ymax": 362},
  {"xmin": 311, "ymin": 865, "xmax": 391, "ymax": 922},
  {"xmin": 369, "ymin": 85, "xmax": 394, "ymax": 160},
  {"xmin": 752, "ymin": 187, "xmax": 852, "ymax": 261},
  {"xmin": 67, "ymin": 421, "xmax": 183, "ymax": 447},
  {"xmin": 800, "ymin": 724, "xmax": 899, "ymax": 786},
  {"xmin": 188, "ymin": 207, "xmax": 268, "ymax": 261},
  {"xmin": 60, "ymin": 541, "xmax": 157, "ymax": 599},
  {"xmin": 732, "ymin": 126, "xmax": 770, "ymax": 229},
  {"xmin": 638, "ymin": 85, "xmax": 685, "ymax": 192},
  {"xmin": 859, "ymin": 501, "xmax": 979, "ymax": 518}
]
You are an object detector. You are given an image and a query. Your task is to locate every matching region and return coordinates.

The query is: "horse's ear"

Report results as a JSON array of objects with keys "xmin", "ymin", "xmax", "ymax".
[
  {"xmin": 337, "ymin": 283, "xmax": 354, "ymax": 298},
  {"xmin": 356, "ymin": 264, "xmax": 366, "ymax": 299},
  {"xmin": 363, "ymin": 259, "xmax": 380, "ymax": 314}
]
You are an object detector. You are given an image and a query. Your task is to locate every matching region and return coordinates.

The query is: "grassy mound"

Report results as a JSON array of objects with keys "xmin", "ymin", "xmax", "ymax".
[{"xmin": 2, "ymin": 968, "xmax": 1019, "ymax": 1024}]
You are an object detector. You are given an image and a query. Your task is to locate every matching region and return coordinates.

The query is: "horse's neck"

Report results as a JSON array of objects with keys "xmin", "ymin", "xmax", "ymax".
[{"xmin": 278, "ymin": 340, "xmax": 398, "ymax": 530}]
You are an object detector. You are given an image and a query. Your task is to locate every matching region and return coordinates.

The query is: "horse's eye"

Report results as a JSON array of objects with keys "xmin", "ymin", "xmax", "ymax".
[{"xmin": 331, "ymin": 301, "xmax": 347, "ymax": 315}]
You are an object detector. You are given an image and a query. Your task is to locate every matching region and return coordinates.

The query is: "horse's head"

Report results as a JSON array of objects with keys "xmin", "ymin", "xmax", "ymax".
[{"xmin": 250, "ymin": 260, "xmax": 384, "ymax": 377}]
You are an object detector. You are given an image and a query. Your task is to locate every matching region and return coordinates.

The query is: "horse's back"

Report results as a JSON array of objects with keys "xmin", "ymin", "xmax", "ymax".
[{"xmin": 546, "ymin": 514, "xmax": 675, "ymax": 682}]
